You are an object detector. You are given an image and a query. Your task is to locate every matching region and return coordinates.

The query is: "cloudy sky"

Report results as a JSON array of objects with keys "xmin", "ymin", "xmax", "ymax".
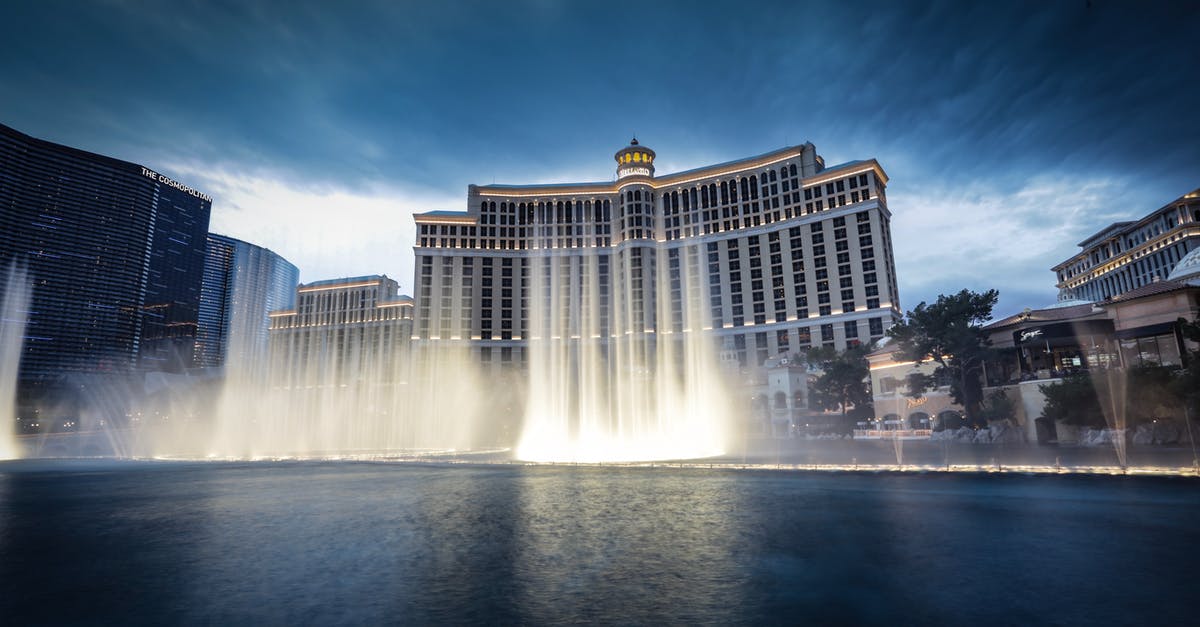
[{"xmin": 2, "ymin": 0, "xmax": 1197, "ymax": 318}]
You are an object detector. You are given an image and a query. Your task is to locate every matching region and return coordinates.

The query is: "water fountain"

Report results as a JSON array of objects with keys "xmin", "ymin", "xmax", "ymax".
[
  {"xmin": 517, "ymin": 247, "xmax": 730, "ymax": 463},
  {"xmin": 196, "ymin": 308, "xmax": 487, "ymax": 459},
  {"xmin": 1, "ymin": 263, "xmax": 30, "ymax": 460},
  {"xmin": 1097, "ymin": 367, "xmax": 1128, "ymax": 469}
]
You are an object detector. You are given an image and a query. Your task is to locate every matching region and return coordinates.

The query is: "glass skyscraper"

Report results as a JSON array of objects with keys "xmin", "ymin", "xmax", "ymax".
[
  {"xmin": 0, "ymin": 122, "xmax": 212, "ymax": 383},
  {"xmin": 197, "ymin": 233, "xmax": 299, "ymax": 373}
]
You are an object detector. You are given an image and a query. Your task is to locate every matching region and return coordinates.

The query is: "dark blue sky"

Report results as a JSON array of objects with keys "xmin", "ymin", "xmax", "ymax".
[{"xmin": 2, "ymin": 0, "xmax": 1197, "ymax": 317}]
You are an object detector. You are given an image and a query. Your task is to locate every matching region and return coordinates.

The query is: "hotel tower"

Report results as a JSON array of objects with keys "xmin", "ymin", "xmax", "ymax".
[{"xmin": 412, "ymin": 140, "xmax": 901, "ymax": 381}]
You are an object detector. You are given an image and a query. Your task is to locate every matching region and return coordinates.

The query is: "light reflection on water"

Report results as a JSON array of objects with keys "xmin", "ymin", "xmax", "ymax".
[{"xmin": 0, "ymin": 461, "xmax": 1197, "ymax": 625}]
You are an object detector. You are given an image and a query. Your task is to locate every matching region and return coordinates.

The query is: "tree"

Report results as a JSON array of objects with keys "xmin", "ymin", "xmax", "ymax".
[
  {"xmin": 806, "ymin": 344, "xmax": 873, "ymax": 429},
  {"xmin": 887, "ymin": 288, "xmax": 999, "ymax": 427},
  {"xmin": 1039, "ymin": 373, "xmax": 1106, "ymax": 428},
  {"xmin": 1170, "ymin": 316, "xmax": 1200, "ymax": 421},
  {"xmin": 976, "ymin": 389, "xmax": 1017, "ymax": 424},
  {"xmin": 1126, "ymin": 364, "xmax": 1182, "ymax": 425}
]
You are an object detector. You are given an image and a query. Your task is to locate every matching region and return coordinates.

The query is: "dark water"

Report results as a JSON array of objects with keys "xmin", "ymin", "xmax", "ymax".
[{"xmin": 0, "ymin": 461, "xmax": 1196, "ymax": 626}]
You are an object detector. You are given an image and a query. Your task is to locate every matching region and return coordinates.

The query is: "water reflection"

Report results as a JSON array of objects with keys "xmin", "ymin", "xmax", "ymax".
[{"xmin": 1, "ymin": 462, "xmax": 1197, "ymax": 625}]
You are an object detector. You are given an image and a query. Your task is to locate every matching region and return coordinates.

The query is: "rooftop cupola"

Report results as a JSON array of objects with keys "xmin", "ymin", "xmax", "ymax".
[{"xmin": 614, "ymin": 138, "xmax": 655, "ymax": 180}]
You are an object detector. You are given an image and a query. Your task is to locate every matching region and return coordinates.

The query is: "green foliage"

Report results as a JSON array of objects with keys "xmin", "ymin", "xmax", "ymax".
[
  {"xmin": 1126, "ymin": 364, "xmax": 1183, "ymax": 424},
  {"xmin": 977, "ymin": 389, "xmax": 1017, "ymax": 424},
  {"xmin": 1039, "ymin": 374, "xmax": 1106, "ymax": 428},
  {"xmin": 887, "ymin": 288, "xmax": 999, "ymax": 426},
  {"xmin": 1172, "ymin": 316, "xmax": 1200, "ymax": 420},
  {"xmin": 806, "ymin": 344, "xmax": 872, "ymax": 418}
]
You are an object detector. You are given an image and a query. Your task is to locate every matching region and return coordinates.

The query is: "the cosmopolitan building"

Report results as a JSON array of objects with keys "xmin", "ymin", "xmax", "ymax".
[
  {"xmin": 412, "ymin": 140, "xmax": 901, "ymax": 375},
  {"xmin": 267, "ymin": 275, "xmax": 414, "ymax": 387},
  {"xmin": 1053, "ymin": 188, "xmax": 1200, "ymax": 302},
  {"xmin": 196, "ymin": 233, "xmax": 299, "ymax": 373},
  {"xmin": 0, "ymin": 122, "xmax": 212, "ymax": 383}
]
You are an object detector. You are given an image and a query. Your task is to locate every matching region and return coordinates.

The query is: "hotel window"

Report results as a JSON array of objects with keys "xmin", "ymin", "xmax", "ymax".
[
  {"xmin": 844, "ymin": 321, "xmax": 858, "ymax": 338},
  {"xmin": 869, "ymin": 317, "xmax": 884, "ymax": 336}
]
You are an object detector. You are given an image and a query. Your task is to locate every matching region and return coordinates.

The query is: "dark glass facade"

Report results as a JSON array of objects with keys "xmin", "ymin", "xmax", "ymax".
[
  {"xmin": 196, "ymin": 233, "xmax": 298, "ymax": 371},
  {"xmin": 0, "ymin": 122, "xmax": 212, "ymax": 383}
]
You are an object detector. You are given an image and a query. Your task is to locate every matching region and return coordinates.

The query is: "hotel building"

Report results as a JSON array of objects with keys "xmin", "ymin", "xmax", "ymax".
[
  {"xmin": 412, "ymin": 139, "xmax": 901, "ymax": 374},
  {"xmin": 1053, "ymin": 188, "xmax": 1200, "ymax": 302},
  {"xmin": 0, "ymin": 122, "xmax": 212, "ymax": 382},
  {"xmin": 196, "ymin": 233, "xmax": 299, "ymax": 373},
  {"xmin": 267, "ymin": 275, "xmax": 414, "ymax": 387}
]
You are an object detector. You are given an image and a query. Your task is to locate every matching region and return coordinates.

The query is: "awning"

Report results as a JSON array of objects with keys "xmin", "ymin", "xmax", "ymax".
[{"xmin": 1114, "ymin": 321, "xmax": 1177, "ymax": 340}]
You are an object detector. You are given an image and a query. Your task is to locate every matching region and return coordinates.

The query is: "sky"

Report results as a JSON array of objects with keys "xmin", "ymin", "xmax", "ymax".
[{"xmin": 2, "ymin": 0, "xmax": 1197, "ymax": 319}]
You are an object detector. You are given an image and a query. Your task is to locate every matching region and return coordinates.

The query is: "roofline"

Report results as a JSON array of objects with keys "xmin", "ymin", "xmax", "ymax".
[
  {"xmin": 463, "ymin": 153, "xmax": 886, "ymax": 200},
  {"xmin": 1, "ymin": 121, "xmax": 213, "ymax": 203},
  {"xmin": 1052, "ymin": 187, "xmax": 1200, "ymax": 271},
  {"xmin": 1076, "ymin": 221, "xmax": 1135, "ymax": 248}
]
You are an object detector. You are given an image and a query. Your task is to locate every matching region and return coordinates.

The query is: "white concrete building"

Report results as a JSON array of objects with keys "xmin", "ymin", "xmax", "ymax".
[
  {"xmin": 1054, "ymin": 188, "xmax": 1200, "ymax": 302},
  {"xmin": 411, "ymin": 139, "xmax": 902, "ymax": 378}
]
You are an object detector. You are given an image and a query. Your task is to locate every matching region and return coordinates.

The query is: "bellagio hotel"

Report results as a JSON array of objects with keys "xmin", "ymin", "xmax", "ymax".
[{"xmin": 412, "ymin": 139, "xmax": 901, "ymax": 373}]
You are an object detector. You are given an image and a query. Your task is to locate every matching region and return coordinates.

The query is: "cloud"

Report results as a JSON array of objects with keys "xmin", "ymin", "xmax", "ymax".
[
  {"xmin": 890, "ymin": 174, "xmax": 1136, "ymax": 316},
  {"xmin": 164, "ymin": 162, "xmax": 461, "ymax": 291}
]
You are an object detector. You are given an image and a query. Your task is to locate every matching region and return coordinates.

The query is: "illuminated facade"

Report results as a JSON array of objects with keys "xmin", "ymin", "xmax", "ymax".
[
  {"xmin": 267, "ymin": 275, "xmax": 413, "ymax": 386},
  {"xmin": 0, "ymin": 121, "xmax": 212, "ymax": 381},
  {"xmin": 196, "ymin": 234, "xmax": 299, "ymax": 372},
  {"xmin": 412, "ymin": 140, "xmax": 902, "ymax": 374},
  {"xmin": 1053, "ymin": 188, "xmax": 1200, "ymax": 302}
]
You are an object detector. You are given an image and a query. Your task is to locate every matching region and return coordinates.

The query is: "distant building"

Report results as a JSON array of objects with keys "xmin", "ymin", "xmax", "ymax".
[
  {"xmin": 196, "ymin": 234, "xmax": 299, "ymax": 374},
  {"xmin": 0, "ymin": 121, "xmax": 212, "ymax": 382},
  {"xmin": 267, "ymin": 275, "xmax": 413, "ymax": 387},
  {"xmin": 1053, "ymin": 188, "xmax": 1200, "ymax": 302}
]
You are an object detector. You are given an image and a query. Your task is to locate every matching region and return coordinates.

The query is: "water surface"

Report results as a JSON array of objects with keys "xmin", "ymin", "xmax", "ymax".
[{"xmin": 1, "ymin": 461, "xmax": 1195, "ymax": 625}]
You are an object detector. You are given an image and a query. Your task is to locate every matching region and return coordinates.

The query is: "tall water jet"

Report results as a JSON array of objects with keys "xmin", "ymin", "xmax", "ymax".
[
  {"xmin": 518, "ymin": 238, "xmax": 730, "ymax": 462},
  {"xmin": 1098, "ymin": 367, "xmax": 1128, "ymax": 469},
  {"xmin": 203, "ymin": 276, "xmax": 485, "ymax": 459},
  {"xmin": 1, "ymin": 263, "xmax": 31, "ymax": 460}
]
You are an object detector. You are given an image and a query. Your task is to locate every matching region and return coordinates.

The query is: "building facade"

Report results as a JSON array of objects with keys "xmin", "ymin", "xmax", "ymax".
[
  {"xmin": 267, "ymin": 275, "xmax": 413, "ymax": 387},
  {"xmin": 412, "ymin": 140, "xmax": 902, "ymax": 377},
  {"xmin": 1053, "ymin": 188, "xmax": 1200, "ymax": 302},
  {"xmin": 0, "ymin": 122, "xmax": 212, "ymax": 382},
  {"xmin": 196, "ymin": 233, "xmax": 299, "ymax": 373}
]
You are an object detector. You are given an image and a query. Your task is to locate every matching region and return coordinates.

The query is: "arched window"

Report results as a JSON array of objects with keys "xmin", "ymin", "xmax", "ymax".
[
  {"xmin": 739, "ymin": 177, "xmax": 748, "ymax": 200},
  {"xmin": 789, "ymin": 164, "xmax": 797, "ymax": 177},
  {"xmin": 749, "ymin": 175, "xmax": 758, "ymax": 200},
  {"xmin": 721, "ymin": 181, "xmax": 729, "ymax": 204},
  {"xmin": 774, "ymin": 391, "xmax": 787, "ymax": 409},
  {"xmin": 769, "ymin": 169, "xmax": 777, "ymax": 182},
  {"xmin": 634, "ymin": 189, "xmax": 642, "ymax": 201}
]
